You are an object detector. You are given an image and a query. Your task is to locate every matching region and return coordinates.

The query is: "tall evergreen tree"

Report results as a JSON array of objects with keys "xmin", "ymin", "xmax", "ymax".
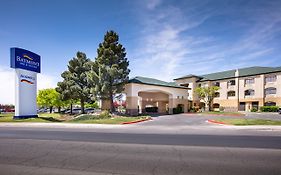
[
  {"xmin": 57, "ymin": 52, "xmax": 92, "ymax": 114},
  {"xmin": 93, "ymin": 30, "xmax": 130, "ymax": 112}
]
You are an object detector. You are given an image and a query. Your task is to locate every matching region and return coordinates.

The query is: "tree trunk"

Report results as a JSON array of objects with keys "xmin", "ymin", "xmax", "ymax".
[
  {"xmin": 49, "ymin": 106, "xmax": 53, "ymax": 113},
  {"xmin": 110, "ymin": 95, "xmax": 115, "ymax": 113},
  {"xmin": 70, "ymin": 103, "xmax": 73, "ymax": 114},
  {"xmin": 81, "ymin": 99, "xmax": 85, "ymax": 114},
  {"xmin": 58, "ymin": 106, "xmax": 61, "ymax": 113}
]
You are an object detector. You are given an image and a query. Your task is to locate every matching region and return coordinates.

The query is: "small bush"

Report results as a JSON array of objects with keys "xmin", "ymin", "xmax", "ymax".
[
  {"xmin": 72, "ymin": 115, "xmax": 98, "ymax": 121},
  {"xmin": 145, "ymin": 107, "xmax": 158, "ymax": 113},
  {"xmin": 260, "ymin": 106, "xmax": 279, "ymax": 112},
  {"xmin": 173, "ymin": 106, "xmax": 183, "ymax": 114},
  {"xmin": 219, "ymin": 106, "xmax": 225, "ymax": 112},
  {"xmin": 251, "ymin": 108, "xmax": 258, "ymax": 112},
  {"xmin": 99, "ymin": 110, "xmax": 111, "ymax": 119}
]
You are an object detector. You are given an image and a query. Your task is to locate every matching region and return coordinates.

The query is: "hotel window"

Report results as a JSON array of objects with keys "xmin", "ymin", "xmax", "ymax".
[
  {"xmin": 213, "ymin": 82, "xmax": 220, "ymax": 87},
  {"xmin": 265, "ymin": 87, "xmax": 276, "ymax": 95},
  {"xmin": 245, "ymin": 89, "xmax": 255, "ymax": 96},
  {"xmin": 227, "ymin": 80, "xmax": 235, "ymax": 86},
  {"xmin": 265, "ymin": 75, "xmax": 277, "ymax": 83},
  {"xmin": 214, "ymin": 92, "xmax": 220, "ymax": 98},
  {"xmin": 227, "ymin": 91, "xmax": 235, "ymax": 97},
  {"xmin": 245, "ymin": 78, "xmax": 255, "ymax": 85}
]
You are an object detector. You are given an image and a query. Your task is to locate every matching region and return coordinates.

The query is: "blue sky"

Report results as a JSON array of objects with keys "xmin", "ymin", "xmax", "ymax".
[{"xmin": 0, "ymin": 0, "xmax": 281, "ymax": 104}]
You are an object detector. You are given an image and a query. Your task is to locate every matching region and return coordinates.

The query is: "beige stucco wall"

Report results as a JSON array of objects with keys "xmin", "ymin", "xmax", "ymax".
[
  {"xmin": 174, "ymin": 77, "xmax": 200, "ymax": 103},
  {"xmin": 176, "ymin": 71, "xmax": 281, "ymax": 111},
  {"xmin": 124, "ymin": 83, "xmax": 189, "ymax": 115}
]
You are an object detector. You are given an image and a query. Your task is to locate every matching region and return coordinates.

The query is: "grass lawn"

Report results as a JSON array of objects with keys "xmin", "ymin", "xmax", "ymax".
[
  {"xmin": 0, "ymin": 113, "xmax": 150, "ymax": 124},
  {"xmin": 69, "ymin": 115, "xmax": 150, "ymax": 124},
  {"xmin": 0, "ymin": 113, "xmax": 65, "ymax": 122},
  {"xmin": 215, "ymin": 118, "xmax": 281, "ymax": 125},
  {"xmin": 202, "ymin": 111, "xmax": 245, "ymax": 116}
]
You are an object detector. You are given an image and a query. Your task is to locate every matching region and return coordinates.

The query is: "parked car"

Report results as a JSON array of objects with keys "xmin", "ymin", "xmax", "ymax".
[
  {"xmin": 279, "ymin": 108, "xmax": 281, "ymax": 114},
  {"xmin": 65, "ymin": 108, "xmax": 81, "ymax": 114},
  {"xmin": 37, "ymin": 108, "xmax": 48, "ymax": 113},
  {"xmin": 85, "ymin": 108, "xmax": 95, "ymax": 114}
]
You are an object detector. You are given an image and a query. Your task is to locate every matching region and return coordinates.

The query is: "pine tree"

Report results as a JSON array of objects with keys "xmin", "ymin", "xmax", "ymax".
[
  {"xmin": 57, "ymin": 51, "xmax": 92, "ymax": 114},
  {"xmin": 93, "ymin": 30, "xmax": 130, "ymax": 112}
]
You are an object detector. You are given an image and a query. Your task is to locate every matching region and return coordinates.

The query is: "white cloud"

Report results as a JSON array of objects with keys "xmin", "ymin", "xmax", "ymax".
[
  {"xmin": 146, "ymin": 0, "xmax": 162, "ymax": 10},
  {"xmin": 0, "ymin": 67, "xmax": 15, "ymax": 104},
  {"xmin": 37, "ymin": 73, "xmax": 58, "ymax": 90},
  {"xmin": 131, "ymin": 3, "xmax": 214, "ymax": 81},
  {"xmin": 131, "ymin": 1, "xmax": 281, "ymax": 80},
  {"xmin": 0, "ymin": 66, "xmax": 58, "ymax": 105}
]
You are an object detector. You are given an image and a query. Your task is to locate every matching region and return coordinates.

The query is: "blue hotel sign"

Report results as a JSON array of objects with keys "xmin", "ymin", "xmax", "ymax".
[{"xmin": 10, "ymin": 48, "xmax": 41, "ymax": 73}]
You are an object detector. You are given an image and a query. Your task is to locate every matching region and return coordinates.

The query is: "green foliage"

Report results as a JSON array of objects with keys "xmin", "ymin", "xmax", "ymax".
[
  {"xmin": 84, "ymin": 102, "xmax": 99, "ymax": 108},
  {"xmin": 173, "ymin": 105, "xmax": 183, "ymax": 114},
  {"xmin": 260, "ymin": 106, "xmax": 279, "ymax": 112},
  {"xmin": 251, "ymin": 108, "xmax": 258, "ymax": 112},
  {"xmin": 195, "ymin": 86, "xmax": 220, "ymax": 111},
  {"xmin": 89, "ymin": 30, "xmax": 130, "ymax": 112},
  {"xmin": 219, "ymin": 106, "xmax": 225, "ymax": 112},
  {"xmin": 57, "ymin": 52, "xmax": 93, "ymax": 113},
  {"xmin": 37, "ymin": 88, "xmax": 63, "ymax": 113},
  {"xmin": 99, "ymin": 110, "xmax": 111, "ymax": 119}
]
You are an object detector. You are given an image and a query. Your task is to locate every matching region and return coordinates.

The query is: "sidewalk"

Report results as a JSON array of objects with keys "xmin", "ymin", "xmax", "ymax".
[{"xmin": 0, "ymin": 122, "xmax": 126, "ymax": 129}]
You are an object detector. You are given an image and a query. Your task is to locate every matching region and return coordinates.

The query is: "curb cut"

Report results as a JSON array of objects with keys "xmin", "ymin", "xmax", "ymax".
[
  {"xmin": 122, "ymin": 118, "xmax": 152, "ymax": 125},
  {"xmin": 207, "ymin": 119, "xmax": 229, "ymax": 125}
]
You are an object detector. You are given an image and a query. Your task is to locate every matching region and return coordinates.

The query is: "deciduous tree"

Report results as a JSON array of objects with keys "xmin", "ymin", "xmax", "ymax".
[{"xmin": 195, "ymin": 86, "xmax": 220, "ymax": 111}]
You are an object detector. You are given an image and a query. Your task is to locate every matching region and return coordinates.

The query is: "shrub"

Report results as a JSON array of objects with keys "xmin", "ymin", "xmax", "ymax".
[
  {"xmin": 260, "ymin": 106, "xmax": 279, "ymax": 112},
  {"xmin": 145, "ymin": 107, "xmax": 158, "ymax": 113},
  {"xmin": 99, "ymin": 110, "xmax": 111, "ymax": 118},
  {"xmin": 251, "ymin": 108, "xmax": 258, "ymax": 112},
  {"xmin": 173, "ymin": 105, "xmax": 183, "ymax": 114},
  {"xmin": 219, "ymin": 106, "xmax": 225, "ymax": 112}
]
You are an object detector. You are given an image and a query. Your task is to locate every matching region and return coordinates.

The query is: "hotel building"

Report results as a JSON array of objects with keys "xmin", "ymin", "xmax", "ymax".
[{"xmin": 124, "ymin": 66, "xmax": 281, "ymax": 115}]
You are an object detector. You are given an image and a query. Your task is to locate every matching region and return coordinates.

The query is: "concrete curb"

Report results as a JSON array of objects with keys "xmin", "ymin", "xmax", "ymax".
[
  {"xmin": 122, "ymin": 118, "xmax": 152, "ymax": 125},
  {"xmin": 207, "ymin": 119, "xmax": 229, "ymax": 125}
]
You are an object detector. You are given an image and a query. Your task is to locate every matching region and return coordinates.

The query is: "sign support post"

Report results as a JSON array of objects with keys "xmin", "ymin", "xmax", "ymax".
[{"xmin": 10, "ymin": 48, "xmax": 41, "ymax": 119}]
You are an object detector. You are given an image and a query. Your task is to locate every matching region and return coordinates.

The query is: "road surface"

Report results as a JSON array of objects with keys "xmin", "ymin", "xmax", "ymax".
[{"xmin": 0, "ymin": 114, "xmax": 280, "ymax": 175}]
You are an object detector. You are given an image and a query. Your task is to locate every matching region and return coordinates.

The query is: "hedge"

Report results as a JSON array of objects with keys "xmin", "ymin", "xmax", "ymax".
[{"xmin": 260, "ymin": 106, "xmax": 279, "ymax": 112}]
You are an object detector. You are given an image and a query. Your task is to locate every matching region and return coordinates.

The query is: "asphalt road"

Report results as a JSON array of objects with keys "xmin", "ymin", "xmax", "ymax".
[{"xmin": 0, "ymin": 114, "xmax": 281, "ymax": 175}]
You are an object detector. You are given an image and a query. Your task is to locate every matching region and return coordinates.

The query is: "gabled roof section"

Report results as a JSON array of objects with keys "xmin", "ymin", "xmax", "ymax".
[
  {"xmin": 175, "ymin": 66, "xmax": 281, "ymax": 82},
  {"xmin": 173, "ymin": 74, "xmax": 202, "ymax": 80},
  {"xmin": 128, "ymin": 76, "xmax": 189, "ymax": 89}
]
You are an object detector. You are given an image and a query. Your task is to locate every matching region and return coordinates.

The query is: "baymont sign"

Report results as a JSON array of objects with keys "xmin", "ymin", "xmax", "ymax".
[
  {"xmin": 10, "ymin": 47, "xmax": 41, "ymax": 119},
  {"xmin": 16, "ymin": 55, "xmax": 40, "ymax": 68},
  {"xmin": 11, "ymin": 48, "xmax": 41, "ymax": 73}
]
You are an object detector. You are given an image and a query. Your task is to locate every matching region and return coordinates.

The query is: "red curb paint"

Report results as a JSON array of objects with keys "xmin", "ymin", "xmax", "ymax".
[
  {"xmin": 122, "ymin": 118, "xmax": 152, "ymax": 125},
  {"xmin": 207, "ymin": 119, "xmax": 229, "ymax": 125}
]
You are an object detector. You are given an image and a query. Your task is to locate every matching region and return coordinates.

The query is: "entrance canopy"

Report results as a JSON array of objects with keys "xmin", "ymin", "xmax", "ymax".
[{"xmin": 124, "ymin": 76, "xmax": 190, "ymax": 115}]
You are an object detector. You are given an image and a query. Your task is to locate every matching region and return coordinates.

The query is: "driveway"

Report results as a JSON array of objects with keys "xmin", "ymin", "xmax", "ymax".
[
  {"xmin": 138, "ymin": 113, "xmax": 281, "ymax": 127},
  {"xmin": 137, "ymin": 113, "xmax": 239, "ymax": 126}
]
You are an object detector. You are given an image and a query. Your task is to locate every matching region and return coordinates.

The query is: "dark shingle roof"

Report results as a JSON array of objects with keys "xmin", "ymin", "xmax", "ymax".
[
  {"xmin": 175, "ymin": 66, "xmax": 281, "ymax": 82},
  {"xmin": 128, "ymin": 76, "xmax": 189, "ymax": 89}
]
